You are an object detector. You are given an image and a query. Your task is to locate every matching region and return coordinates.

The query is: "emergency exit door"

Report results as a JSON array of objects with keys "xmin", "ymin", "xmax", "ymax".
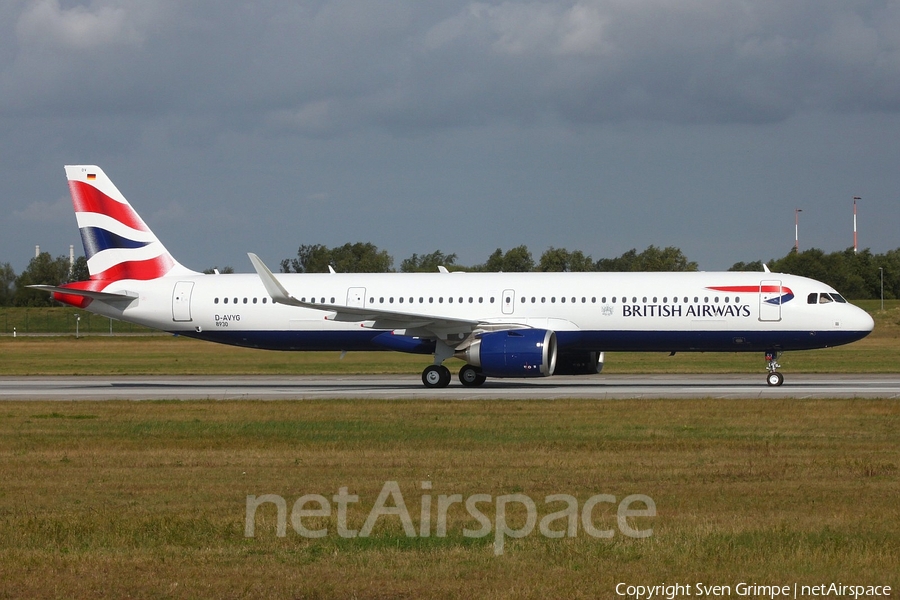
[{"xmin": 172, "ymin": 281, "xmax": 194, "ymax": 322}]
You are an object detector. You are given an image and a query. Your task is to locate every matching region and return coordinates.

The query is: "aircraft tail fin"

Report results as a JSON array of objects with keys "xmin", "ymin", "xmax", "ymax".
[{"xmin": 65, "ymin": 165, "xmax": 197, "ymax": 281}]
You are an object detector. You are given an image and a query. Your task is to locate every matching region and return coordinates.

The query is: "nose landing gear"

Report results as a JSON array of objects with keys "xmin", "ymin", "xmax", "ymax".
[{"xmin": 765, "ymin": 351, "xmax": 784, "ymax": 386}]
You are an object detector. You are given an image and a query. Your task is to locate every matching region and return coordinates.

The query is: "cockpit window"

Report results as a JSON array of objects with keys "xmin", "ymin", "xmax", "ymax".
[{"xmin": 808, "ymin": 292, "xmax": 848, "ymax": 305}]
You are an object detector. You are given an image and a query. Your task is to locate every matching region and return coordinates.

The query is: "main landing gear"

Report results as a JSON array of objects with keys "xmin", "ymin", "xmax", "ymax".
[
  {"xmin": 421, "ymin": 364, "xmax": 487, "ymax": 388},
  {"xmin": 765, "ymin": 351, "xmax": 784, "ymax": 386},
  {"xmin": 422, "ymin": 365, "xmax": 452, "ymax": 388}
]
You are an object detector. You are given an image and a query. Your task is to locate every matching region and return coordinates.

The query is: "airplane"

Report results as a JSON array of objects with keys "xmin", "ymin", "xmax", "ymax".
[{"xmin": 32, "ymin": 165, "xmax": 875, "ymax": 388}]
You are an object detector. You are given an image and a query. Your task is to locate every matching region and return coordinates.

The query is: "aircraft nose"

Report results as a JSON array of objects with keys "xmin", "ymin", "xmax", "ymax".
[{"xmin": 853, "ymin": 306, "xmax": 875, "ymax": 333}]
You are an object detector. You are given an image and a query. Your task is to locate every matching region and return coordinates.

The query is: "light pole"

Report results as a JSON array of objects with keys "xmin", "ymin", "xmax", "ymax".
[
  {"xmin": 853, "ymin": 197, "xmax": 861, "ymax": 253},
  {"xmin": 75, "ymin": 313, "xmax": 81, "ymax": 339},
  {"xmin": 879, "ymin": 267, "xmax": 884, "ymax": 312},
  {"xmin": 794, "ymin": 208, "xmax": 802, "ymax": 251}
]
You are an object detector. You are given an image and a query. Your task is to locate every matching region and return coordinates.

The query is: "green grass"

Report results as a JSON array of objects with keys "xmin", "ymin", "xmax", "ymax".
[{"xmin": 0, "ymin": 399, "xmax": 897, "ymax": 598}]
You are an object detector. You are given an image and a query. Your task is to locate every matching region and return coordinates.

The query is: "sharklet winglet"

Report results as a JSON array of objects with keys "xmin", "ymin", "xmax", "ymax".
[{"xmin": 247, "ymin": 253, "xmax": 306, "ymax": 307}]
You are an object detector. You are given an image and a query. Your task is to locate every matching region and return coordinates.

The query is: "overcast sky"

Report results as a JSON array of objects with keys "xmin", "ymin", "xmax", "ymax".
[{"xmin": 2, "ymin": 0, "xmax": 898, "ymax": 275}]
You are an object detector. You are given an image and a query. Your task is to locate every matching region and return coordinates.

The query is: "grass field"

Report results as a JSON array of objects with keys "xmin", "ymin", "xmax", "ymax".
[
  {"xmin": 0, "ymin": 399, "xmax": 898, "ymax": 599},
  {"xmin": 0, "ymin": 302, "xmax": 897, "ymax": 598}
]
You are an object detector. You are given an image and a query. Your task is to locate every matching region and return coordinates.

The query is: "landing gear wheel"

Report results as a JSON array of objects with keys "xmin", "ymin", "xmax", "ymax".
[
  {"xmin": 766, "ymin": 371, "xmax": 784, "ymax": 387},
  {"xmin": 422, "ymin": 365, "xmax": 452, "ymax": 388},
  {"xmin": 459, "ymin": 364, "xmax": 487, "ymax": 387}
]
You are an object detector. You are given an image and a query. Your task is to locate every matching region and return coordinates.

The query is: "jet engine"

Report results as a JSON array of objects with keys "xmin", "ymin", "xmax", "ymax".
[
  {"xmin": 554, "ymin": 351, "xmax": 604, "ymax": 375},
  {"xmin": 458, "ymin": 329, "xmax": 557, "ymax": 378}
]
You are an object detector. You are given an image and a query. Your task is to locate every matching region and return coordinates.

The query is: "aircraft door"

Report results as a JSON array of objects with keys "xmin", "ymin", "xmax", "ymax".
[
  {"xmin": 502, "ymin": 289, "xmax": 515, "ymax": 315},
  {"xmin": 759, "ymin": 280, "xmax": 782, "ymax": 322},
  {"xmin": 347, "ymin": 287, "xmax": 366, "ymax": 308},
  {"xmin": 172, "ymin": 281, "xmax": 194, "ymax": 322}
]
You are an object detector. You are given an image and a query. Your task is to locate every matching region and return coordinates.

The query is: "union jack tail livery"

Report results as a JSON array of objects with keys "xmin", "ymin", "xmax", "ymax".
[{"xmin": 66, "ymin": 165, "xmax": 196, "ymax": 281}]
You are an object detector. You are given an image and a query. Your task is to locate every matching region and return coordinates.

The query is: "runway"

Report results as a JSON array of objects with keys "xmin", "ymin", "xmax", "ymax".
[{"xmin": 2, "ymin": 374, "xmax": 900, "ymax": 400}]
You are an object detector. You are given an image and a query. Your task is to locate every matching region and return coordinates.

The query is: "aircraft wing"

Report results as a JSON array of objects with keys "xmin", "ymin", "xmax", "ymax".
[{"xmin": 248, "ymin": 253, "xmax": 481, "ymax": 333}]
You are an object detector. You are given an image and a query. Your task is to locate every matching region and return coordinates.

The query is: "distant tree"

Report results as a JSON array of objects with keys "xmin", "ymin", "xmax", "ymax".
[
  {"xmin": 725, "ymin": 245, "xmax": 900, "ymax": 300},
  {"xmin": 481, "ymin": 246, "xmax": 534, "ymax": 272},
  {"xmin": 202, "ymin": 266, "xmax": 235, "ymax": 274},
  {"xmin": 765, "ymin": 247, "xmax": 886, "ymax": 300},
  {"xmin": 880, "ymin": 248, "xmax": 900, "ymax": 300},
  {"xmin": 728, "ymin": 260, "xmax": 765, "ymax": 272},
  {"xmin": 0, "ymin": 262, "xmax": 15, "ymax": 306},
  {"xmin": 71, "ymin": 256, "xmax": 90, "ymax": 281},
  {"xmin": 13, "ymin": 252, "xmax": 72, "ymax": 306},
  {"xmin": 538, "ymin": 247, "xmax": 595, "ymax": 272},
  {"xmin": 400, "ymin": 250, "xmax": 458, "ymax": 273},
  {"xmin": 281, "ymin": 243, "xmax": 393, "ymax": 273},
  {"xmin": 281, "ymin": 244, "xmax": 331, "ymax": 273},
  {"xmin": 597, "ymin": 246, "xmax": 698, "ymax": 272}
]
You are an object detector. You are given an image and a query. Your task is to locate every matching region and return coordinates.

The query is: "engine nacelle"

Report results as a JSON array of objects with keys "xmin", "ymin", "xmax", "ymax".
[
  {"xmin": 458, "ymin": 329, "xmax": 557, "ymax": 378},
  {"xmin": 555, "ymin": 351, "xmax": 604, "ymax": 375}
]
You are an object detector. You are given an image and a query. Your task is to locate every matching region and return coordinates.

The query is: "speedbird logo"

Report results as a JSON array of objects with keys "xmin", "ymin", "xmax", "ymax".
[{"xmin": 706, "ymin": 285, "xmax": 795, "ymax": 305}]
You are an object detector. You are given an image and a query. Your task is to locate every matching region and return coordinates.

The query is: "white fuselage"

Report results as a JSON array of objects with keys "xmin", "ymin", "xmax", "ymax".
[{"xmin": 79, "ymin": 270, "xmax": 874, "ymax": 354}]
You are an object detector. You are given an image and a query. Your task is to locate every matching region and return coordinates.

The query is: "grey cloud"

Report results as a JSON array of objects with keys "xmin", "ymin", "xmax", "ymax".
[{"xmin": 3, "ymin": 1, "xmax": 899, "ymax": 131}]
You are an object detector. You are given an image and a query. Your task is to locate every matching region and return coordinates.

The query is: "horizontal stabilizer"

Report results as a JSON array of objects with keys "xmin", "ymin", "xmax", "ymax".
[{"xmin": 28, "ymin": 285, "xmax": 138, "ymax": 302}]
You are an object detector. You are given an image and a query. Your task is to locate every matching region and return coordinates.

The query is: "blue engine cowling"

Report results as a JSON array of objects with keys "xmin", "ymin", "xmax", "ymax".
[{"xmin": 460, "ymin": 329, "xmax": 557, "ymax": 378}]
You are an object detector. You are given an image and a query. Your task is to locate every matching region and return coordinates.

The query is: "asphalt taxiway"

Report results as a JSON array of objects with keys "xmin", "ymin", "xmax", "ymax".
[{"xmin": 2, "ymin": 374, "xmax": 899, "ymax": 400}]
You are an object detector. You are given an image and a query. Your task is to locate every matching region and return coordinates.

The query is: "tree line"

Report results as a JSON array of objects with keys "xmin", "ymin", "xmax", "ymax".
[{"xmin": 3, "ymin": 244, "xmax": 898, "ymax": 307}]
